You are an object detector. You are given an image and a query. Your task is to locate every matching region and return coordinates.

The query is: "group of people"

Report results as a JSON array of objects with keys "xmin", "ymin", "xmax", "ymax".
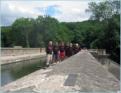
[{"xmin": 46, "ymin": 41, "xmax": 81, "ymax": 66}]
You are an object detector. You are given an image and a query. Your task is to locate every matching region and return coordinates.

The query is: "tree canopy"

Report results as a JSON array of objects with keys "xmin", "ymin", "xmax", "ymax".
[{"xmin": 1, "ymin": 0, "xmax": 120, "ymax": 63}]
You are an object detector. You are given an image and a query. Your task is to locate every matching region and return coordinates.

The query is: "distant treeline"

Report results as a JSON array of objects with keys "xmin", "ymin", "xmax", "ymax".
[{"xmin": 1, "ymin": 0, "xmax": 120, "ymax": 63}]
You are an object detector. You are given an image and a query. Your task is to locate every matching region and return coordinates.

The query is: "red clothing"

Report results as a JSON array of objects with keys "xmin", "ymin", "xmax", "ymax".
[
  {"xmin": 60, "ymin": 52, "xmax": 65, "ymax": 59},
  {"xmin": 59, "ymin": 45, "xmax": 65, "ymax": 59}
]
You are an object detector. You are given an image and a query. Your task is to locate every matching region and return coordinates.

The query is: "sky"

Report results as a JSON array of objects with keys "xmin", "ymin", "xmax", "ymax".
[{"xmin": 0, "ymin": 0, "xmax": 99, "ymax": 26}]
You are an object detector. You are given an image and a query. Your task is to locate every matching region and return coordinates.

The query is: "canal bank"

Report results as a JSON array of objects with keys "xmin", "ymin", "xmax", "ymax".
[
  {"xmin": 1, "ymin": 48, "xmax": 46, "ymax": 65},
  {"xmin": 1, "ymin": 50, "xmax": 119, "ymax": 93},
  {"xmin": 90, "ymin": 51, "xmax": 120, "ymax": 80}
]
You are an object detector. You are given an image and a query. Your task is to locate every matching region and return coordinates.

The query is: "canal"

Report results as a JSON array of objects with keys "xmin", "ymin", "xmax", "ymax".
[
  {"xmin": 1, "ymin": 52, "xmax": 119, "ymax": 87},
  {"xmin": 1, "ymin": 57, "xmax": 46, "ymax": 86}
]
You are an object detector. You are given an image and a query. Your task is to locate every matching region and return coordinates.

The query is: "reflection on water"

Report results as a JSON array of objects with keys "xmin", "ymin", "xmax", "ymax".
[{"xmin": 1, "ymin": 57, "xmax": 46, "ymax": 86}]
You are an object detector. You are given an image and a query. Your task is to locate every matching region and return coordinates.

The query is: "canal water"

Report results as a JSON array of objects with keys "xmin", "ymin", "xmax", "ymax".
[{"xmin": 1, "ymin": 57, "xmax": 46, "ymax": 86}]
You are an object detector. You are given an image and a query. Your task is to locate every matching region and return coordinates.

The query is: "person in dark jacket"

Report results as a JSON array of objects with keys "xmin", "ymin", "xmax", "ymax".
[
  {"xmin": 75, "ymin": 43, "xmax": 80, "ymax": 53},
  {"xmin": 73, "ymin": 43, "xmax": 76, "ymax": 54},
  {"xmin": 68, "ymin": 43, "xmax": 74, "ymax": 56},
  {"xmin": 65, "ymin": 42, "xmax": 70, "ymax": 57},
  {"xmin": 73, "ymin": 43, "xmax": 80, "ymax": 54},
  {"xmin": 46, "ymin": 41, "xmax": 53, "ymax": 66},
  {"xmin": 53, "ymin": 42, "xmax": 59, "ymax": 63}
]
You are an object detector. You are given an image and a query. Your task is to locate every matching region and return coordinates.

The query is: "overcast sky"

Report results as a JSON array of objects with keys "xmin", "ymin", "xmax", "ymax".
[{"xmin": 0, "ymin": 0, "xmax": 100, "ymax": 26}]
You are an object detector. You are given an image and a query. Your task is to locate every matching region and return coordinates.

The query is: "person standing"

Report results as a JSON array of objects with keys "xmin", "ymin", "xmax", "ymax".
[
  {"xmin": 59, "ymin": 42, "xmax": 65, "ymax": 61},
  {"xmin": 46, "ymin": 41, "xmax": 53, "ymax": 66},
  {"xmin": 53, "ymin": 42, "xmax": 59, "ymax": 63},
  {"xmin": 73, "ymin": 43, "xmax": 76, "ymax": 54},
  {"xmin": 65, "ymin": 42, "xmax": 70, "ymax": 57},
  {"xmin": 73, "ymin": 43, "xmax": 80, "ymax": 54},
  {"xmin": 75, "ymin": 43, "xmax": 80, "ymax": 54},
  {"xmin": 68, "ymin": 43, "xmax": 74, "ymax": 56}
]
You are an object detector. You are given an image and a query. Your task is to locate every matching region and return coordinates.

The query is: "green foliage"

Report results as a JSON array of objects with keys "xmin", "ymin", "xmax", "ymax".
[
  {"xmin": 86, "ymin": 0, "xmax": 120, "ymax": 21},
  {"xmin": 1, "ymin": 0, "xmax": 120, "ymax": 63},
  {"xmin": 86, "ymin": 0, "xmax": 120, "ymax": 63},
  {"xmin": 11, "ymin": 18, "xmax": 34, "ymax": 47},
  {"xmin": 1, "ymin": 27, "xmax": 13, "ymax": 47}
]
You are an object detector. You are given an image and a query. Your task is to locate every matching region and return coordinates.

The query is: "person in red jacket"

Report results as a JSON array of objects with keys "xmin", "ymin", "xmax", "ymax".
[{"xmin": 59, "ymin": 42, "xmax": 65, "ymax": 61}]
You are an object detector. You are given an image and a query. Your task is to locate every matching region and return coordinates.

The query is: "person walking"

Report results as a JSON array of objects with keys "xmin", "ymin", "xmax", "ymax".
[{"xmin": 46, "ymin": 41, "xmax": 53, "ymax": 66}]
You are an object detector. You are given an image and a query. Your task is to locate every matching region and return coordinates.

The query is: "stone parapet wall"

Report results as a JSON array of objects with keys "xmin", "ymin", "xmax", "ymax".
[
  {"xmin": 88, "ymin": 49, "xmax": 106, "ymax": 55},
  {"xmin": 1, "ymin": 48, "xmax": 45, "ymax": 56}
]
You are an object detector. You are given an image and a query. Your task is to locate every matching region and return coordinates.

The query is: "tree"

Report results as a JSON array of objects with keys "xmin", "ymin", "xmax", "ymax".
[
  {"xmin": 11, "ymin": 18, "xmax": 34, "ymax": 47},
  {"xmin": 86, "ymin": 0, "xmax": 120, "ymax": 63},
  {"xmin": 86, "ymin": 0, "xmax": 120, "ymax": 21},
  {"xmin": 1, "ymin": 27, "xmax": 13, "ymax": 47},
  {"xmin": 1, "ymin": 1, "xmax": 119, "ymax": 63}
]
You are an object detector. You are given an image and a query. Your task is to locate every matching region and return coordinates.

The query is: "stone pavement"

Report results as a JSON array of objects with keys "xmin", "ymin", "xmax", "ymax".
[{"xmin": 1, "ymin": 50, "xmax": 120, "ymax": 93}]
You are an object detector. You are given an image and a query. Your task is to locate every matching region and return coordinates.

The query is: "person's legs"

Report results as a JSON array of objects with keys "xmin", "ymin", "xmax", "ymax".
[
  {"xmin": 61, "ymin": 52, "xmax": 65, "ymax": 61},
  {"xmin": 58, "ymin": 52, "xmax": 60, "ymax": 63},
  {"xmin": 60, "ymin": 52, "xmax": 65, "ymax": 61},
  {"xmin": 52, "ymin": 54, "xmax": 55, "ymax": 63},
  {"xmin": 55, "ymin": 54, "xmax": 58, "ymax": 63},
  {"xmin": 46, "ymin": 54, "xmax": 52, "ymax": 66},
  {"xmin": 50, "ymin": 54, "xmax": 53, "ymax": 64},
  {"xmin": 59, "ymin": 52, "xmax": 62, "ymax": 61},
  {"xmin": 46, "ymin": 54, "xmax": 50, "ymax": 66},
  {"xmin": 57, "ymin": 53, "xmax": 59, "ymax": 62}
]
